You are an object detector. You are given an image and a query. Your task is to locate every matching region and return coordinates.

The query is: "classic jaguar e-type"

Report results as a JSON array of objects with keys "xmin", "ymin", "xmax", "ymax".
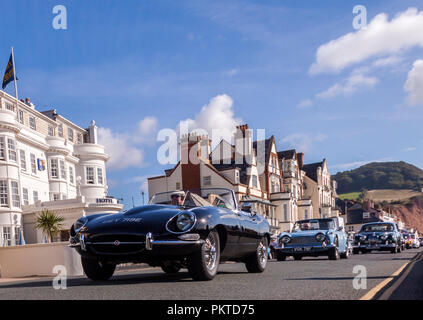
[
  {"xmin": 69, "ymin": 188, "xmax": 271, "ymax": 281},
  {"xmin": 352, "ymin": 222, "xmax": 402, "ymax": 254},
  {"xmin": 274, "ymin": 217, "xmax": 350, "ymax": 261}
]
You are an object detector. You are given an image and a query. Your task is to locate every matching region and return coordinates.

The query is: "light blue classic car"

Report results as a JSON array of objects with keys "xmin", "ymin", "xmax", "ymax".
[{"xmin": 275, "ymin": 217, "xmax": 350, "ymax": 261}]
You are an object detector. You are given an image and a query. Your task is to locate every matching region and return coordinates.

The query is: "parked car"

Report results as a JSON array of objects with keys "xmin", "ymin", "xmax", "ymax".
[
  {"xmin": 353, "ymin": 222, "xmax": 402, "ymax": 254},
  {"xmin": 69, "ymin": 188, "xmax": 271, "ymax": 281},
  {"xmin": 410, "ymin": 234, "xmax": 420, "ymax": 248},
  {"xmin": 275, "ymin": 217, "xmax": 350, "ymax": 261}
]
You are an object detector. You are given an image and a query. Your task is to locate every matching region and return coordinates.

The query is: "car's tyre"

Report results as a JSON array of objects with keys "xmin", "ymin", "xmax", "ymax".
[
  {"xmin": 391, "ymin": 246, "xmax": 397, "ymax": 254},
  {"xmin": 396, "ymin": 245, "xmax": 402, "ymax": 253},
  {"xmin": 245, "ymin": 237, "xmax": 268, "ymax": 273},
  {"xmin": 81, "ymin": 258, "xmax": 116, "ymax": 281},
  {"xmin": 340, "ymin": 247, "xmax": 350, "ymax": 259},
  {"xmin": 187, "ymin": 230, "xmax": 220, "ymax": 281},
  {"xmin": 276, "ymin": 251, "xmax": 287, "ymax": 261},
  {"xmin": 160, "ymin": 262, "xmax": 181, "ymax": 274},
  {"xmin": 353, "ymin": 248, "xmax": 360, "ymax": 255},
  {"xmin": 293, "ymin": 255, "xmax": 303, "ymax": 261},
  {"xmin": 328, "ymin": 237, "xmax": 340, "ymax": 260}
]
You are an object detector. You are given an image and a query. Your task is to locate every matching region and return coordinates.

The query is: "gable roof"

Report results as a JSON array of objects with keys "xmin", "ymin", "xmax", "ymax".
[
  {"xmin": 277, "ymin": 149, "xmax": 296, "ymax": 160},
  {"xmin": 302, "ymin": 161, "xmax": 324, "ymax": 182}
]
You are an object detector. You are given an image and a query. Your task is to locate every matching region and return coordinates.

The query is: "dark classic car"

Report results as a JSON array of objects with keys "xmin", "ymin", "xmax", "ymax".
[
  {"xmin": 69, "ymin": 188, "xmax": 271, "ymax": 281},
  {"xmin": 275, "ymin": 217, "xmax": 350, "ymax": 261},
  {"xmin": 353, "ymin": 222, "xmax": 402, "ymax": 254}
]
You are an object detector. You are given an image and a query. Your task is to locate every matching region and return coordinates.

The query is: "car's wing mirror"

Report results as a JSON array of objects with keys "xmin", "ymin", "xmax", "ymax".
[{"xmin": 241, "ymin": 202, "xmax": 252, "ymax": 213}]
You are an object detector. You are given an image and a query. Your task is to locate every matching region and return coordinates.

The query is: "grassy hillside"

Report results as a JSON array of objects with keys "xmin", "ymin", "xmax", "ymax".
[{"xmin": 332, "ymin": 161, "xmax": 423, "ymax": 194}]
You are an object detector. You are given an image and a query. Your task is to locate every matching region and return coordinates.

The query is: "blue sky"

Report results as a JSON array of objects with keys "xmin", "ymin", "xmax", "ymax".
[{"xmin": 1, "ymin": 0, "xmax": 423, "ymax": 208}]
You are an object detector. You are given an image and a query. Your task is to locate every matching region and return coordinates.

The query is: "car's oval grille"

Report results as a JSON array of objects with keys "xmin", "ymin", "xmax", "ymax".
[
  {"xmin": 290, "ymin": 236, "xmax": 319, "ymax": 244},
  {"xmin": 87, "ymin": 234, "xmax": 145, "ymax": 254}
]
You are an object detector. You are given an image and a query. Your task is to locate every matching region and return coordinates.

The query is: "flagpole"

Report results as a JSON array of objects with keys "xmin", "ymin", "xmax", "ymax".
[{"xmin": 11, "ymin": 46, "xmax": 18, "ymax": 101}]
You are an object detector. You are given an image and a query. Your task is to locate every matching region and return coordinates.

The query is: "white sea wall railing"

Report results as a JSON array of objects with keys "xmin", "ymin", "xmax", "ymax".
[{"xmin": 0, "ymin": 242, "xmax": 83, "ymax": 278}]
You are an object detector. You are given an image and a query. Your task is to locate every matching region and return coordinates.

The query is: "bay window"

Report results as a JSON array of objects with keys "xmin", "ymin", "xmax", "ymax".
[
  {"xmin": 0, "ymin": 180, "xmax": 8, "ymax": 207},
  {"xmin": 8, "ymin": 138, "xmax": 16, "ymax": 162},
  {"xmin": 86, "ymin": 167, "xmax": 94, "ymax": 184},
  {"xmin": 11, "ymin": 180, "xmax": 20, "ymax": 208},
  {"xmin": 50, "ymin": 158, "xmax": 58, "ymax": 178}
]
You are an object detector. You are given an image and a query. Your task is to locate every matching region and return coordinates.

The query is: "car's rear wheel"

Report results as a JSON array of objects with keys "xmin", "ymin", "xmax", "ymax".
[
  {"xmin": 81, "ymin": 258, "xmax": 116, "ymax": 281},
  {"xmin": 160, "ymin": 262, "xmax": 181, "ymax": 274},
  {"xmin": 245, "ymin": 237, "xmax": 268, "ymax": 273},
  {"xmin": 340, "ymin": 247, "xmax": 350, "ymax": 259},
  {"xmin": 276, "ymin": 251, "xmax": 286, "ymax": 261},
  {"xmin": 187, "ymin": 230, "xmax": 220, "ymax": 281},
  {"xmin": 293, "ymin": 255, "xmax": 303, "ymax": 260}
]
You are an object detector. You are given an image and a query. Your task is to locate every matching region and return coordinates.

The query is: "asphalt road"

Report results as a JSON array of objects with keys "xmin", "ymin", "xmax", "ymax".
[{"xmin": 0, "ymin": 248, "xmax": 422, "ymax": 300}]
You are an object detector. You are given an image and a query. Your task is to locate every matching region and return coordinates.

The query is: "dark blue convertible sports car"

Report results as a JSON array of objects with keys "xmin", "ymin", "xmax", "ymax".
[{"xmin": 69, "ymin": 188, "xmax": 271, "ymax": 281}]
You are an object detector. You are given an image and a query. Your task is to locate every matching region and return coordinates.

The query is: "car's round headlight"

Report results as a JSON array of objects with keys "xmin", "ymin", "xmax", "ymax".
[
  {"xmin": 73, "ymin": 217, "xmax": 88, "ymax": 232},
  {"xmin": 315, "ymin": 233, "xmax": 326, "ymax": 242},
  {"xmin": 360, "ymin": 234, "xmax": 367, "ymax": 241},
  {"xmin": 176, "ymin": 212, "xmax": 196, "ymax": 231},
  {"xmin": 380, "ymin": 234, "xmax": 388, "ymax": 241},
  {"xmin": 280, "ymin": 235, "xmax": 291, "ymax": 244}
]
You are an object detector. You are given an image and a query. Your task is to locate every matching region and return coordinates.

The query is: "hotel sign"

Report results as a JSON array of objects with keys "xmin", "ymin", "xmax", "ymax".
[{"xmin": 96, "ymin": 198, "xmax": 114, "ymax": 204}]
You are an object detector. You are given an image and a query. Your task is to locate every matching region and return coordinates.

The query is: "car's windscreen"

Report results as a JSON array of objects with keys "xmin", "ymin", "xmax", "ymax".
[
  {"xmin": 360, "ymin": 224, "xmax": 394, "ymax": 232},
  {"xmin": 149, "ymin": 188, "xmax": 236, "ymax": 210},
  {"xmin": 293, "ymin": 219, "xmax": 335, "ymax": 231}
]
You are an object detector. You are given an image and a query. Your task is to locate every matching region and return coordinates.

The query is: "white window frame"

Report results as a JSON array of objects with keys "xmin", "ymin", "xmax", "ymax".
[
  {"xmin": 29, "ymin": 116, "xmax": 36, "ymax": 130},
  {"xmin": 11, "ymin": 180, "xmax": 20, "ymax": 208},
  {"xmin": 97, "ymin": 167, "xmax": 103, "ymax": 185},
  {"xmin": 3, "ymin": 226, "xmax": 11, "ymax": 246},
  {"xmin": 33, "ymin": 190, "xmax": 39, "ymax": 203},
  {"xmin": 19, "ymin": 110, "xmax": 24, "ymax": 124},
  {"xmin": 30, "ymin": 153, "xmax": 36, "ymax": 174},
  {"xmin": 58, "ymin": 124, "xmax": 63, "ymax": 137},
  {"xmin": 69, "ymin": 166, "xmax": 74, "ymax": 184},
  {"xmin": 20, "ymin": 150, "xmax": 26, "ymax": 171},
  {"xmin": 0, "ymin": 137, "xmax": 5, "ymax": 160},
  {"xmin": 68, "ymin": 128, "xmax": 74, "ymax": 142},
  {"xmin": 86, "ymin": 167, "xmax": 94, "ymax": 184},
  {"xmin": 48, "ymin": 126, "xmax": 54, "ymax": 136},
  {"xmin": 60, "ymin": 160, "xmax": 66, "ymax": 179},
  {"xmin": 8, "ymin": 138, "xmax": 16, "ymax": 162},
  {"xmin": 50, "ymin": 158, "xmax": 58, "ymax": 179},
  {"xmin": 22, "ymin": 187, "xmax": 29, "ymax": 205},
  {"xmin": 0, "ymin": 180, "xmax": 8, "ymax": 207},
  {"xmin": 252, "ymin": 175, "xmax": 258, "ymax": 188},
  {"xmin": 77, "ymin": 133, "xmax": 82, "ymax": 144}
]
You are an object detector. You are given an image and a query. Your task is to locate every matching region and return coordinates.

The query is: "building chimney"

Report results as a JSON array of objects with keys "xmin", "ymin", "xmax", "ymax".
[
  {"xmin": 180, "ymin": 133, "xmax": 202, "ymax": 191},
  {"xmin": 297, "ymin": 152, "xmax": 304, "ymax": 169}
]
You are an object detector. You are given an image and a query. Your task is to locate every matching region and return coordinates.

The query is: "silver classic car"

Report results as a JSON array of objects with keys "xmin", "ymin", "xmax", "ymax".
[{"xmin": 275, "ymin": 217, "xmax": 350, "ymax": 261}]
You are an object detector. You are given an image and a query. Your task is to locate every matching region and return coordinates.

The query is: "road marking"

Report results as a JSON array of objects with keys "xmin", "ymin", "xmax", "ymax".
[
  {"xmin": 359, "ymin": 262, "xmax": 409, "ymax": 300},
  {"xmin": 377, "ymin": 251, "xmax": 423, "ymax": 300},
  {"xmin": 360, "ymin": 251, "xmax": 423, "ymax": 300}
]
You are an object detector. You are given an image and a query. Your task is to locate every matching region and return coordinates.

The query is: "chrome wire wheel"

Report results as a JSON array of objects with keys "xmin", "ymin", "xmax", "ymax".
[
  {"xmin": 204, "ymin": 233, "xmax": 217, "ymax": 271},
  {"xmin": 257, "ymin": 241, "xmax": 267, "ymax": 268}
]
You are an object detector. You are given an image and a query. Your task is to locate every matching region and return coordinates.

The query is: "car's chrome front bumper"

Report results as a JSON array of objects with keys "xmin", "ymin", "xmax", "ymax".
[
  {"xmin": 275, "ymin": 244, "xmax": 335, "ymax": 255},
  {"xmin": 353, "ymin": 242, "xmax": 396, "ymax": 250}
]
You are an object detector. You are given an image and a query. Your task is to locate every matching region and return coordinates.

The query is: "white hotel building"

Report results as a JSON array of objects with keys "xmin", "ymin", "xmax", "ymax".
[{"xmin": 0, "ymin": 91, "xmax": 123, "ymax": 246}]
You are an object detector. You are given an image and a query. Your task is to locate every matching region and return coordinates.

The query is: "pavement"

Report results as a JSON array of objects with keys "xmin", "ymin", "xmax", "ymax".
[{"xmin": 0, "ymin": 247, "xmax": 422, "ymax": 300}]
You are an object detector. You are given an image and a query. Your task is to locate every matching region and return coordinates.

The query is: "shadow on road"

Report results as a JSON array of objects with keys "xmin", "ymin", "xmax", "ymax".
[{"xmin": 0, "ymin": 269, "xmax": 249, "ymax": 289}]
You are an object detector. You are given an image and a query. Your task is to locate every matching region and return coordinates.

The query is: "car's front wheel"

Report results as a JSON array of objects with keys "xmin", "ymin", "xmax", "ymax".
[
  {"xmin": 245, "ymin": 237, "xmax": 268, "ymax": 273},
  {"xmin": 81, "ymin": 258, "xmax": 116, "ymax": 281},
  {"xmin": 187, "ymin": 230, "xmax": 220, "ymax": 281}
]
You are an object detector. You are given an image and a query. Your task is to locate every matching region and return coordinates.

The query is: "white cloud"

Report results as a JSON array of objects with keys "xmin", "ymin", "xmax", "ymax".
[
  {"xmin": 280, "ymin": 133, "xmax": 327, "ymax": 153},
  {"xmin": 98, "ymin": 127, "xmax": 144, "ymax": 170},
  {"xmin": 297, "ymin": 99, "xmax": 313, "ymax": 109},
  {"xmin": 404, "ymin": 59, "xmax": 423, "ymax": 106},
  {"xmin": 372, "ymin": 56, "xmax": 403, "ymax": 68},
  {"xmin": 330, "ymin": 157, "xmax": 394, "ymax": 171},
  {"xmin": 222, "ymin": 68, "xmax": 240, "ymax": 77},
  {"xmin": 316, "ymin": 69, "xmax": 378, "ymax": 99},
  {"xmin": 403, "ymin": 147, "xmax": 417, "ymax": 152},
  {"xmin": 310, "ymin": 8, "xmax": 423, "ymax": 74},
  {"xmin": 135, "ymin": 116, "xmax": 159, "ymax": 144},
  {"xmin": 179, "ymin": 94, "xmax": 242, "ymax": 140}
]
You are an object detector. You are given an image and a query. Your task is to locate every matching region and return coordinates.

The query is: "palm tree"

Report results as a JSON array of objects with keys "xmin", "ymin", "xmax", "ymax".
[{"xmin": 35, "ymin": 210, "xmax": 64, "ymax": 243}]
